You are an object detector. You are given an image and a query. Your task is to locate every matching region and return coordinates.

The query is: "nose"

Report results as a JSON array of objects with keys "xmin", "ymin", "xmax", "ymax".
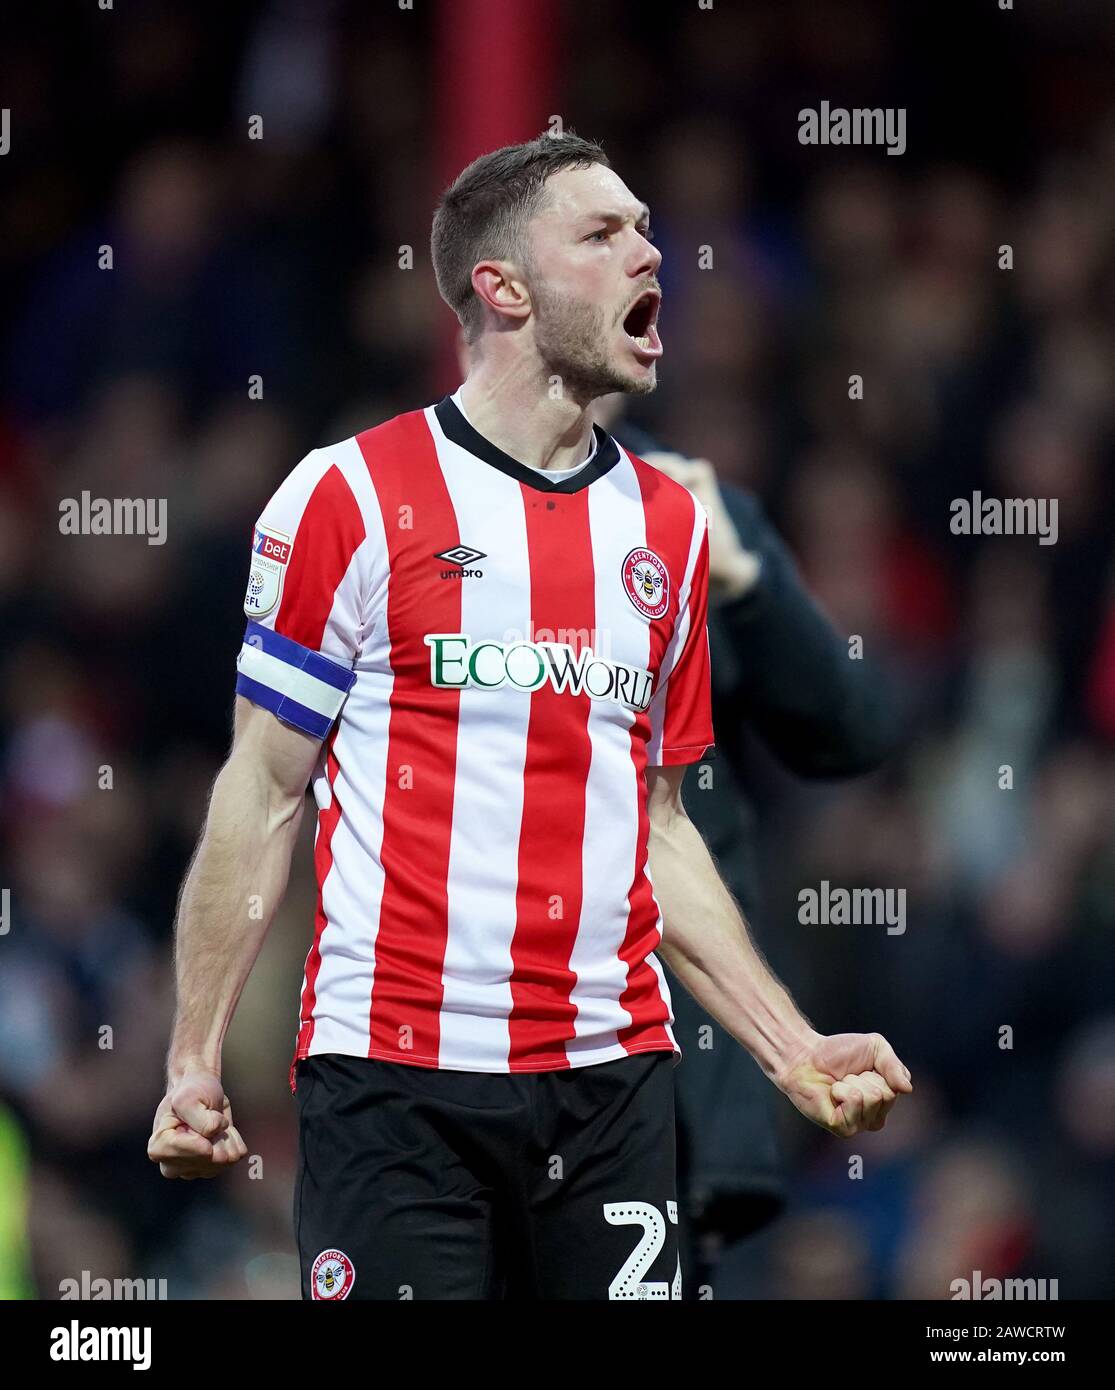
[{"xmin": 631, "ymin": 230, "xmax": 661, "ymax": 279}]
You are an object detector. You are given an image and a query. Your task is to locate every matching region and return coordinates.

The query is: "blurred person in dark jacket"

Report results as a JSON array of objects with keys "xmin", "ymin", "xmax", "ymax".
[{"xmin": 597, "ymin": 400, "xmax": 904, "ymax": 1297}]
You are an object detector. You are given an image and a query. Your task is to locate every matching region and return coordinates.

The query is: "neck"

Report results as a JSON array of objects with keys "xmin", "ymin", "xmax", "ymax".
[{"xmin": 459, "ymin": 353, "xmax": 599, "ymax": 472}]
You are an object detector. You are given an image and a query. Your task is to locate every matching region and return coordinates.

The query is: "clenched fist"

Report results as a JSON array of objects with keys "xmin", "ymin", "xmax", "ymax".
[
  {"xmin": 776, "ymin": 1031, "xmax": 913, "ymax": 1137},
  {"xmin": 148, "ymin": 1067, "xmax": 248, "ymax": 1179}
]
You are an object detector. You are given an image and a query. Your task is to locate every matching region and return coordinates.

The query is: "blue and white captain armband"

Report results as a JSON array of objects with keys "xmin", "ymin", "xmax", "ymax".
[{"xmin": 235, "ymin": 620, "xmax": 357, "ymax": 739}]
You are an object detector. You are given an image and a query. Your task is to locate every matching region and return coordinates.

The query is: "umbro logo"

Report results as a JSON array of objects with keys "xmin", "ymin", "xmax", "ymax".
[
  {"xmin": 435, "ymin": 544, "xmax": 486, "ymax": 580},
  {"xmin": 435, "ymin": 545, "xmax": 486, "ymax": 566}
]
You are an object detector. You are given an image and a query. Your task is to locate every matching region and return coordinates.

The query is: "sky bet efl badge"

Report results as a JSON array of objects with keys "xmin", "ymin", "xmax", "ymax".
[
  {"xmin": 244, "ymin": 524, "xmax": 292, "ymax": 618},
  {"xmin": 621, "ymin": 547, "xmax": 669, "ymax": 620},
  {"xmin": 311, "ymin": 1248, "xmax": 355, "ymax": 1300}
]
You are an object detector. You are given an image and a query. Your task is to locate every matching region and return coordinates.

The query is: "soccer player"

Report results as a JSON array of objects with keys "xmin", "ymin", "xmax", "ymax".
[{"xmin": 148, "ymin": 132, "xmax": 912, "ymax": 1301}]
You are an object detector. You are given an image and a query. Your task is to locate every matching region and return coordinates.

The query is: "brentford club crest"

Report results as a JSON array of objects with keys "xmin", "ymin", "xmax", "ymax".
[
  {"xmin": 621, "ymin": 548, "xmax": 669, "ymax": 619},
  {"xmin": 311, "ymin": 1248, "xmax": 355, "ymax": 1300}
]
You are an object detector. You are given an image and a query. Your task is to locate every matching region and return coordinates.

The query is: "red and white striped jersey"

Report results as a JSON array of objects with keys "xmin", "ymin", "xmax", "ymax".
[{"xmin": 235, "ymin": 393, "xmax": 714, "ymax": 1082}]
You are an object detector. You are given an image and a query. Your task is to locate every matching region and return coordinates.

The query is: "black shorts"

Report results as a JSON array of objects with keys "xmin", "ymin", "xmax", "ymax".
[{"xmin": 293, "ymin": 1050, "xmax": 680, "ymax": 1301}]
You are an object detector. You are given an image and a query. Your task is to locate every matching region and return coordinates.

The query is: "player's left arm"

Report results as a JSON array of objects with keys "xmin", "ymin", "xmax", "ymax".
[{"xmin": 647, "ymin": 764, "xmax": 913, "ymax": 1137}]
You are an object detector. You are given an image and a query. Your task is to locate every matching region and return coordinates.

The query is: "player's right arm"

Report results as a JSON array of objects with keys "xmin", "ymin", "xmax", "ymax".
[
  {"xmin": 150, "ymin": 444, "xmax": 373, "ymax": 1179},
  {"xmin": 148, "ymin": 695, "xmax": 320, "ymax": 1179}
]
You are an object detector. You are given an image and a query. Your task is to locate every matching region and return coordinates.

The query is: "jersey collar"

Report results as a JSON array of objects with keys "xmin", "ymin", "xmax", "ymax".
[{"xmin": 434, "ymin": 395, "xmax": 621, "ymax": 495}]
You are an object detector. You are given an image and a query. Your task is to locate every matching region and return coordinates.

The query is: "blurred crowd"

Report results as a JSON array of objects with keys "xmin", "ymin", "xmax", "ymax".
[{"xmin": 0, "ymin": 0, "xmax": 1113, "ymax": 1299}]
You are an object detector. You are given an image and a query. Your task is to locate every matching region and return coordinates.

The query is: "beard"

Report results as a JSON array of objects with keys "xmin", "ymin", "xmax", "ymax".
[{"xmin": 530, "ymin": 279, "xmax": 656, "ymax": 402}]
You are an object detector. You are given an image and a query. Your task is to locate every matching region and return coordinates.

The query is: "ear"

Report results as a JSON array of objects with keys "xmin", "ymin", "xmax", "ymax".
[{"xmin": 470, "ymin": 259, "xmax": 532, "ymax": 325}]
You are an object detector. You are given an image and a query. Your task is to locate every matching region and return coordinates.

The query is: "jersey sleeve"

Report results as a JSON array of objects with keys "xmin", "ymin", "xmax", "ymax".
[
  {"xmin": 235, "ymin": 447, "xmax": 368, "ymax": 740},
  {"xmin": 646, "ymin": 512, "xmax": 715, "ymax": 766}
]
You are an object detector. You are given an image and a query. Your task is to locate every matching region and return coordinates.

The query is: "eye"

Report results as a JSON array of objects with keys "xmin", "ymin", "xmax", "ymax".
[{"xmin": 586, "ymin": 228, "xmax": 609, "ymax": 243}]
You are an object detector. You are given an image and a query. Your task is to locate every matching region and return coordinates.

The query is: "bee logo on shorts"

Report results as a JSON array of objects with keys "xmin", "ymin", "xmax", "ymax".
[
  {"xmin": 311, "ymin": 1248, "xmax": 355, "ymax": 1300},
  {"xmin": 621, "ymin": 548, "xmax": 670, "ymax": 620}
]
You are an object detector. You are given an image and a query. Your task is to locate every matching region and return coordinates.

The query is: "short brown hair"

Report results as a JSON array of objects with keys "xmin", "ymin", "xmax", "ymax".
[{"xmin": 431, "ymin": 130, "xmax": 610, "ymax": 342}]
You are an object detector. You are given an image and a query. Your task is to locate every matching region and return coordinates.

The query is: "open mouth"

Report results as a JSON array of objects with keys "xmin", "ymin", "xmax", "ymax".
[{"xmin": 622, "ymin": 289, "xmax": 663, "ymax": 360}]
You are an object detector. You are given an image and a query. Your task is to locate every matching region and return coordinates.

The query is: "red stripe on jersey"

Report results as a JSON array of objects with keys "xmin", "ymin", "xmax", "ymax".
[
  {"xmin": 615, "ymin": 466, "xmax": 703, "ymax": 1053},
  {"xmin": 506, "ymin": 486, "xmax": 596, "ymax": 1070},
  {"xmin": 277, "ymin": 465, "xmax": 366, "ymax": 650},
  {"xmin": 356, "ymin": 413, "xmax": 462, "ymax": 1066},
  {"xmin": 291, "ymin": 726, "xmax": 343, "ymax": 1091}
]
